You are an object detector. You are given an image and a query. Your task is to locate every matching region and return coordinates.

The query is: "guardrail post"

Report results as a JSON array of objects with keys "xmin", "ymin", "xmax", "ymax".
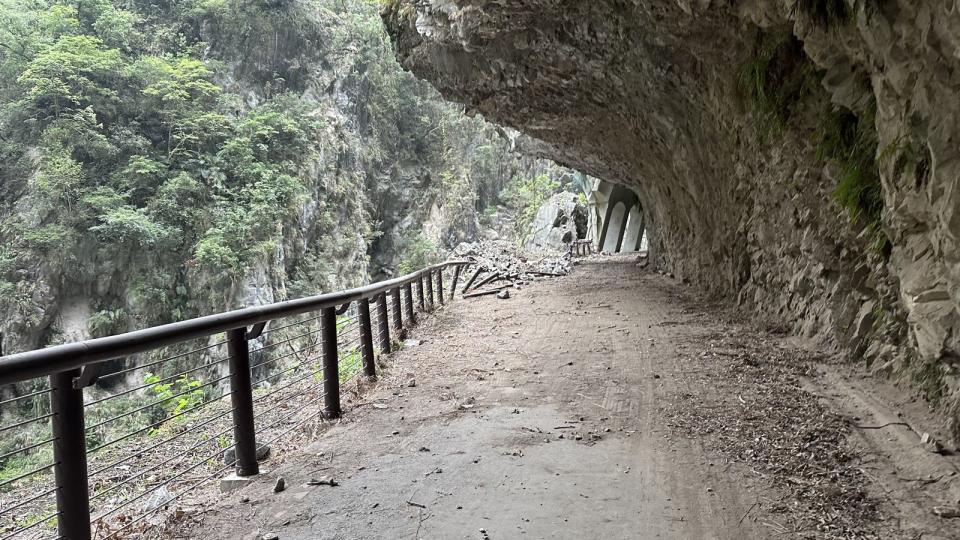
[
  {"xmin": 320, "ymin": 307, "xmax": 341, "ymax": 418},
  {"xmin": 392, "ymin": 287, "xmax": 405, "ymax": 335},
  {"xmin": 451, "ymin": 265, "xmax": 462, "ymax": 300},
  {"xmin": 403, "ymin": 283, "xmax": 415, "ymax": 326},
  {"xmin": 226, "ymin": 328, "xmax": 259, "ymax": 476},
  {"xmin": 358, "ymin": 299, "xmax": 376, "ymax": 378},
  {"xmin": 376, "ymin": 293, "xmax": 390, "ymax": 355},
  {"xmin": 426, "ymin": 271, "xmax": 435, "ymax": 309},
  {"xmin": 462, "ymin": 267, "xmax": 483, "ymax": 293},
  {"xmin": 437, "ymin": 269, "xmax": 444, "ymax": 305},
  {"xmin": 418, "ymin": 276, "xmax": 426, "ymax": 311},
  {"xmin": 50, "ymin": 368, "xmax": 91, "ymax": 540}
]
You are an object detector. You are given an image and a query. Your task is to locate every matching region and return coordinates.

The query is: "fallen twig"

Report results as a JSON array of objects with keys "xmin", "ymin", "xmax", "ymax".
[
  {"xmin": 852, "ymin": 421, "xmax": 912, "ymax": 431},
  {"xmin": 738, "ymin": 501, "xmax": 759, "ymax": 526}
]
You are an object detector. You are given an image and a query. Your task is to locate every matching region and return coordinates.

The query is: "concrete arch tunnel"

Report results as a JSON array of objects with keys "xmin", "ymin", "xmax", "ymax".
[{"xmin": 590, "ymin": 181, "xmax": 645, "ymax": 254}]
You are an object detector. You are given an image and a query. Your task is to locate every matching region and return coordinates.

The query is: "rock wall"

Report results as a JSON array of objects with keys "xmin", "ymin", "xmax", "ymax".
[{"xmin": 383, "ymin": 0, "xmax": 960, "ymax": 437}]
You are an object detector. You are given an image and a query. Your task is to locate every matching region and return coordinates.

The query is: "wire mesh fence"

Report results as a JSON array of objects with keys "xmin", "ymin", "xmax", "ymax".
[{"xmin": 0, "ymin": 262, "xmax": 473, "ymax": 540}]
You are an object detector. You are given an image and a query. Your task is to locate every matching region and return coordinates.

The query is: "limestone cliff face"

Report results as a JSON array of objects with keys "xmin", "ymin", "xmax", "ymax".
[
  {"xmin": 383, "ymin": 0, "xmax": 960, "ymax": 435},
  {"xmin": 0, "ymin": 1, "xmax": 547, "ymax": 365}
]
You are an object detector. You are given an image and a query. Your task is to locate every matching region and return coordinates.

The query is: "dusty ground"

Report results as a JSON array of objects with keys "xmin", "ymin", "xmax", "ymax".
[{"xmin": 173, "ymin": 256, "xmax": 959, "ymax": 539}]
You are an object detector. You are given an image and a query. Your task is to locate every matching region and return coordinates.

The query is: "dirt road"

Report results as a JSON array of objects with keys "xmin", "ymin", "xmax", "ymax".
[{"xmin": 182, "ymin": 256, "xmax": 959, "ymax": 539}]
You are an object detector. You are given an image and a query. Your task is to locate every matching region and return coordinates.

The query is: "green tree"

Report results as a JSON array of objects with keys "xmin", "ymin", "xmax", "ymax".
[
  {"xmin": 18, "ymin": 34, "xmax": 123, "ymax": 119},
  {"xmin": 137, "ymin": 55, "xmax": 221, "ymax": 157}
]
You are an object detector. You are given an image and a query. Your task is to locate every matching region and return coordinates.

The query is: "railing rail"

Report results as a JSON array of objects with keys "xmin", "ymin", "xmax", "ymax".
[
  {"xmin": 0, "ymin": 261, "xmax": 469, "ymax": 385},
  {"xmin": 569, "ymin": 239, "xmax": 594, "ymax": 258},
  {"xmin": 0, "ymin": 260, "xmax": 474, "ymax": 540}
]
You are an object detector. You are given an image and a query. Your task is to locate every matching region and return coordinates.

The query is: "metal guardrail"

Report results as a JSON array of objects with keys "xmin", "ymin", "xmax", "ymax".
[
  {"xmin": 569, "ymin": 239, "xmax": 594, "ymax": 257},
  {"xmin": 0, "ymin": 260, "xmax": 473, "ymax": 540}
]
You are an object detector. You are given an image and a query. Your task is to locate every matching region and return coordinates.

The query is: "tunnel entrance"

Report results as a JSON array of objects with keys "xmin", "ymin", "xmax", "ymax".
[{"xmin": 590, "ymin": 181, "xmax": 645, "ymax": 254}]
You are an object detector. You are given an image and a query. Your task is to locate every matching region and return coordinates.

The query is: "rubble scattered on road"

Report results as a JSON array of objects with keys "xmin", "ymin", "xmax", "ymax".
[
  {"xmin": 273, "ymin": 477, "xmax": 285, "ymax": 493},
  {"xmin": 453, "ymin": 240, "xmax": 571, "ymax": 278},
  {"xmin": 496, "ymin": 290, "xmax": 510, "ymax": 300}
]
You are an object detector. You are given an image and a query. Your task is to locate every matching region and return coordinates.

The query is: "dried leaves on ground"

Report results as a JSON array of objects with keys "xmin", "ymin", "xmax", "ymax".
[{"xmin": 660, "ymin": 321, "xmax": 887, "ymax": 539}]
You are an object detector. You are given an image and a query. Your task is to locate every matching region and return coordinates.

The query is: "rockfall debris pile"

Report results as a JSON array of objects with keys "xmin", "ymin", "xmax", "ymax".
[
  {"xmin": 453, "ymin": 240, "xmax": 571, "ymax": 276},
  {"xmin": 450, "ymin": 241, "xmax": 572, "ymax": 298}
]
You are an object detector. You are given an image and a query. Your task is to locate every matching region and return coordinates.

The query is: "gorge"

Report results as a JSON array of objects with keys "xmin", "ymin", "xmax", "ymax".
[{"xmin": 0, "ymin": 0, "xmax": 575, "ymax": 370}]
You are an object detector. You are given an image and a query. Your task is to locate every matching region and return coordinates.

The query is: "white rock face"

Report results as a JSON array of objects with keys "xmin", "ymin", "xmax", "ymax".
[
  {"xmin": 523, "ymin": 193, "xmax": 587, "ymax": 252},
  {"xmin": 384, "ymin": 0, "xmax": 960, "ymax": 436}
]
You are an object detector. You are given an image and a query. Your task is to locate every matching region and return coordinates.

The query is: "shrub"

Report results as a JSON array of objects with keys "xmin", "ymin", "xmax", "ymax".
[
  {"xmin": 143, "ymin": 372, "xmax": 206, "ymax": 426},
  {"xmin": 21, "ymin": 224, "xmax": 75, "ymax": 251},
  {"xmin": 736, "ymin": 33, "xmax": 821, "ymax": 140},
  {"xmin": 87, "ymin": 308, "xmax": 127, "ymax": 338},
  {"xmin": 193, "ymin": 230, "xmax": 241, "ymax": 271},
  {"xmin": 89, "ymin": 206, "xmax": 170, "ymax": 247},
  {"xmin": 398, "ymin": 232, "xmax": 440, "ymax": 274},
  {"xmin": 814, "ymin": 102, "xmax": 888, "ymax": 254}
]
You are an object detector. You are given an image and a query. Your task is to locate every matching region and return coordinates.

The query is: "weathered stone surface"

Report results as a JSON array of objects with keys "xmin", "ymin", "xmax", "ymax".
[
  {"xmin": 523, "ymin": 192, "xmax": 587, "ymax": 251},
  {"xmin": 383, "ymin": 0, "xmax": 960, "ymax": 436}
]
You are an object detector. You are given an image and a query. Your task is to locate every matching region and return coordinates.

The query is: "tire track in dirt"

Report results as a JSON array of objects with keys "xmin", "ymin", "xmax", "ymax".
[{"xmin": 178, "ymin": 255, "xmax": 887, "ymax": 539}]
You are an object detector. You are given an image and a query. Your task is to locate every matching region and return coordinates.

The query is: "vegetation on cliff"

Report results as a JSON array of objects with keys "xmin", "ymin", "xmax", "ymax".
[
  {"xmin": 0, "ymin": 0, "xmax": 563, "ymax": 359},
  {"xmin": 737, "ymin": 30, "xmax": 887, "ymax": 256}
]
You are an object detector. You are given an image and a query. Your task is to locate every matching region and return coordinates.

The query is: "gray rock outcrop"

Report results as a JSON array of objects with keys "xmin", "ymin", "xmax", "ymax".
[
  {"xmin": 383, "ymin": 0, "xmax": 960, "ymax": 437},
  {"xmin": 523, "ymin": 192, "xmax": 587, "ymax": 252}
]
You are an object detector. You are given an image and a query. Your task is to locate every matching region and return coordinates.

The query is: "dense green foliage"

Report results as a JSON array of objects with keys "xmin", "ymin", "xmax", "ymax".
[
  {"xmin": 0, "ymin": 0, "xmax": 326, "ymax": 334},
  {"xmin": 0, "ymin": 0, "xmax": 550, "ymax": 361}
]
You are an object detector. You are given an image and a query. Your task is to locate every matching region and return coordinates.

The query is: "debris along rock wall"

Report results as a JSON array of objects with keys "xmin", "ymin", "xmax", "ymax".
[
  {"xmin": 382, "ymin": 0, "xmax": 960, "ymax": 436},
  {"xmin": 523, "ymin": 192, "xmax": 587, "ymax": 252}
]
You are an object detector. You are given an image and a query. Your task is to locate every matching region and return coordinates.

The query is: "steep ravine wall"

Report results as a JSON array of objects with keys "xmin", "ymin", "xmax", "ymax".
[
  {"xmin": 383, "ymin": 0, "xmax": 960, "ymax": 438},
  {"xmin": 0, "ymin": 0, "xmax": 565, "ymax": 384}
]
